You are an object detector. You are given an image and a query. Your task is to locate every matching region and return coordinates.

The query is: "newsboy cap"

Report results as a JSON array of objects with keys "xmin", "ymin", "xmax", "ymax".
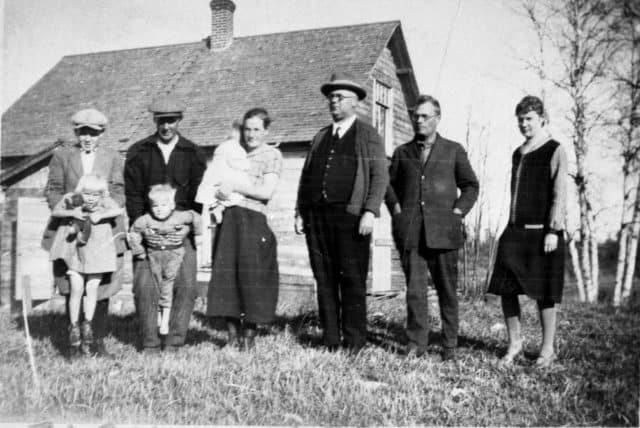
[
  {"xmin": 321, "ymin": 71, "xmax": 367, "ymax": 100},
  {"xmin": 148, "ymin": 96, "xmax": 185, "ymax": 118},
  {"xmin": 71, "ymin": 108, "xmax": 108, "ymax": 130}
]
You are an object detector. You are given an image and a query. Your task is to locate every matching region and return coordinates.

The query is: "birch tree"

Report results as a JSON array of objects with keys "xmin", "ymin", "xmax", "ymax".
[{"xmin": 611, "ymin": 0, "xmax": 640, "ymax": 306}]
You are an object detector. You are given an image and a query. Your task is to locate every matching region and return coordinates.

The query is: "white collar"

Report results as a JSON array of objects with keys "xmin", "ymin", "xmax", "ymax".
[{"xmin": 332, "ymin": 115, "xmax": 357, "ymax": 138}]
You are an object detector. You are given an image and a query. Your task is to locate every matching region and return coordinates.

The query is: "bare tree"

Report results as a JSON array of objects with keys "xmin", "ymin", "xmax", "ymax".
[
  {"xmin": 521, "ymin": 0, "xmax": 619, "ymax": 302},
  {"xmin": 610, "ymin": 0, "xmax": 640, "ymax": 306}
]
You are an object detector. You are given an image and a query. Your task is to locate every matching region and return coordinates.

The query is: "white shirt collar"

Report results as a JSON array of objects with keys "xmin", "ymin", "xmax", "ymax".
[
  {"xmin": 156, "ymin": 135, "xmax": 179, "ymax": 164},
  {"xmin": 80, "ymin": 150, "xmax": 96, "ymax": 174},
  {"xmin": 332, "ymin": 114, "xmax": 357, "ymax": 138}
]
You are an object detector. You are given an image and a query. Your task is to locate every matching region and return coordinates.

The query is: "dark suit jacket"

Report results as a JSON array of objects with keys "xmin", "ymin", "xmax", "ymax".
[
  {"xmin": 124, "ymin": 133, "xmax": 206, "ymax": 223},
  {"xmin": 297, "ymin": 119, "xmax": 389, "ymax": 217},
  {"xmin": 386, "ymin": 134, "xmax": 479, "ymax": 251},
  {"xmin": 42, "ymin": 144, "xmax": 125, "ymax": 253}
]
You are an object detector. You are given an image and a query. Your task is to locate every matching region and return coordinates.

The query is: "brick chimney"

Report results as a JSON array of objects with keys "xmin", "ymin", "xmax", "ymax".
[{"xmin": 209, "ymin": 0, "xmax": 235, "ymax": 51}]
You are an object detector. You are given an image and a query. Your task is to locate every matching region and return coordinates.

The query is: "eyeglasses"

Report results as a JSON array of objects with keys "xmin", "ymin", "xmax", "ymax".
[
  {"xmin": 75, "ymin": 127, "xmax": 102, "ymax": 137},
  {"xmin": 327, "ymin": 94, "xmax": 357, "ymax": 102},
  {"xmin": 413, "ymin": 113, "xmax": 440, "ymax": 121}
]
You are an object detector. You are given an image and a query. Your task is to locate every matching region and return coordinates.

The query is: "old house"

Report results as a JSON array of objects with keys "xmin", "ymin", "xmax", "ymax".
[{"xmin": 1, "ymin": 0, "xmax": 419, "ymax": 305}]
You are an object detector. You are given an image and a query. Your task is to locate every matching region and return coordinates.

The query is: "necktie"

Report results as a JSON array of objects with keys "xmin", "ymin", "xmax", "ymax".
[
  {"xmin": 333, "ymin": 126, "xmax": 340, "ymax": 140},
  {"xmin": 419, "ymin": 143, "xmax": 430, "ymax": 165}
]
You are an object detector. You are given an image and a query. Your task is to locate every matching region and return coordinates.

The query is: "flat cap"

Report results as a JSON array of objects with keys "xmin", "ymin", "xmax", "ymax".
[
  {"xmin": 148, "ymin": 96, "xmax": 185, "ymax": 117},
  {"xmin": 71, "ymin": 108, "xmax": 108, "ymax": 130}
]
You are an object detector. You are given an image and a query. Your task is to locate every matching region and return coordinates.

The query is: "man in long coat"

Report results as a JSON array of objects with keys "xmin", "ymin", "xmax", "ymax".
[
  {"xmin": 386, "ymin": 95, "xmax": 479, "ymax": 361},
  {"xmin": 124, "ymin": 97, "xmax": 206, "ymax": 353}
]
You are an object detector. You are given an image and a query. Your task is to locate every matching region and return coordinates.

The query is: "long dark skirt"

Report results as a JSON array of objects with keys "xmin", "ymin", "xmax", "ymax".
[
  {"xmin": 487, "ymin": 226, "xmax": 565, "ymax": 303},
  {"xmin": 206, "ymin": 206, "xmax": 279, "ymax": 324}
]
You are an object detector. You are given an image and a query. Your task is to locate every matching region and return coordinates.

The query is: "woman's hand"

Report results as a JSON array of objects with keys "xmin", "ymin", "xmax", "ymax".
[
  {"xmin": 543, "ymin": 233, "xmax": 558, "ymax": 253},
  {"xmin": 215, "ymin": 182, "xmax": 234, "ymax": 201}
]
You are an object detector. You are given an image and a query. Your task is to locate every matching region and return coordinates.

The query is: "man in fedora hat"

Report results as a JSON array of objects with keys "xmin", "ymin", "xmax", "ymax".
[
  {"xmin": 386, "ymin": 95, "xmax": 478, "ymax": 361},
  {"xmin": 124, "ymin": 95, "xmax": 206, "ymax": 353},
  {"xmin": 295, "ymin": 71, "xmax": 389, "ymax": 353}
]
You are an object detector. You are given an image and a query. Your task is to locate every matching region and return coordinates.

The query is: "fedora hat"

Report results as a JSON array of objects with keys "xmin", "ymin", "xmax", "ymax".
[{"xmin": 321, "ymin": 71, "xmax": 367, "ymax": 100}]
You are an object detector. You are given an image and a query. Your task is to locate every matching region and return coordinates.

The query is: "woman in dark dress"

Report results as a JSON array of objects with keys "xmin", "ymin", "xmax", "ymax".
[
  {"xmin": 488, "ymin": 96, "xmax": 567, "ymax": 368},
  {"xmin": 206, "ymin": 108, "xmax": 282, "ymax": 350}
]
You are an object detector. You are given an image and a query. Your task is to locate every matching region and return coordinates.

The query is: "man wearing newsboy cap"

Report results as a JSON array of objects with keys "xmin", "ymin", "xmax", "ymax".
[
  {"xmin": 295, "ymin": 72, "xmax": 389, "ymax": 353},
  {"xmin": 124, "ymin": 96, "xmax": 206, "ymax": 354},
  {"xmin": 43, "ymin": 108, "xmax": 125, "ymax": 357}
]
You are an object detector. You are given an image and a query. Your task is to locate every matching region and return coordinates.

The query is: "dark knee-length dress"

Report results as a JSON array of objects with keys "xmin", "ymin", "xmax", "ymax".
[{"xmin": 488, "ymin": 139, "xmax": 567, "ymax": 303}]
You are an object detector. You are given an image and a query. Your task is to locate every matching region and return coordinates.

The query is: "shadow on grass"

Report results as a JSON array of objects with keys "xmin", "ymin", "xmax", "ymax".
[{"xmin": 14, "ymin": 310, "xmax": 225, "ymax": 356}]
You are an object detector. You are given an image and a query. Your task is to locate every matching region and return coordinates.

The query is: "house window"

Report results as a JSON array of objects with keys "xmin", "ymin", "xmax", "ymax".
[{"xmin": 372, "ymin": 80, "xmax": 393, "ymax": 156}]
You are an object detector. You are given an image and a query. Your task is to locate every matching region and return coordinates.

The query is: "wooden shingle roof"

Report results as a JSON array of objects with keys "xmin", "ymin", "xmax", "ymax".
[{"xmin": 2, "ymin": 21, "xmax": 417, "ymax": 157}]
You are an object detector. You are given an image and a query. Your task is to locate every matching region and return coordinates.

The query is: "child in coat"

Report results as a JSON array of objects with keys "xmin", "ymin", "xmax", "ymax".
[
  {"xmin": 128, "ymin": 184, "xmax": 202, "ymax": 335},
  {"xmin": 49, "ymin": 174, "xmax": 124, "ymax": 355}
]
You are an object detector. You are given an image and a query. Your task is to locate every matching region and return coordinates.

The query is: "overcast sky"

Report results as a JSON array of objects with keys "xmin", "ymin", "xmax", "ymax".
[{"xmin": 0, "ymin": 0, "xmax": 623, "ymax": 236}]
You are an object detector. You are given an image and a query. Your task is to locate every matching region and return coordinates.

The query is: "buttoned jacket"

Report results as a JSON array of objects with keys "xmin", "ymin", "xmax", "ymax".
[
  {"xmin": 42, "ymin": 144, "xmax": 125, "ymax": 253},
  {"xmin": 386, "ymin": 134, "xmax": 479, "ymax": 251},
  {"xmin": 297, "ymin": 119, "xmax": 389, "ymax": 217}
]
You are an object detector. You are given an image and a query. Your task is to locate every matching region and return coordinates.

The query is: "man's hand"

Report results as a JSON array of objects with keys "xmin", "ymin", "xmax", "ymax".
[
  {"xmin": 358, "ymin": 211, "xmax": 375, "ymax": 235},
  {"xmin": 452, "ymin": 207, "xmax": 463, "ymax": 216},
  {"xmin": 294, "ymin": 214, "xmax": 305, "ymax": 235},
  {"xmin": 392, "ymin": 203, "xmax": 402, "ymax": 216},
  {"xmin": 543, "ymin": 233, "xmax": 558, "ymax": 253}
]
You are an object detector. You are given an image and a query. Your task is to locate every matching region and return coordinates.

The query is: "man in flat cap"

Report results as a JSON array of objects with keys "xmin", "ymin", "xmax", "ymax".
[
  {"xmin": 295, "ymin": 72, "xmax": 389, "ymax": 353},
  {"xmin": 43, "ymin": 108, "xmax": 125, "ymax": 357},
  {"xmin": 386, "ymin": 95, "xmax": 478, "ymax": 361},
  {"xmin": 124, "ymin": 96, "xmax": 206, "ymax": 353}
]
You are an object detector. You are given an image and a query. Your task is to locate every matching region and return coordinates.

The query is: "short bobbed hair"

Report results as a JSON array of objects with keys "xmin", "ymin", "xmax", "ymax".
[
  {"xmin": 243, "ymin": 107, "xmax": 272, "ymax": 129},
  {"xmin": 515, "ymin": 95, "xmax": 545, "ymax": 118}
]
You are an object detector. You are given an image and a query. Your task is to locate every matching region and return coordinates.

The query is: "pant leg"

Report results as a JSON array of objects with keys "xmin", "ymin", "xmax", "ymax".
[
  {"xmin": 426, "ymin": 248, "xmax": 459, "ymax": 348},
  {"xmin": 147, "ymin": 251, "xmax": 166, "ymax": 307},
  {"xmin": 335, "ymin": 211, "xmax": 370, "ymax": 350},
  {"xmin": 403, "ymin": 246, "xmax": 431, "ymax": 349},
  {"xmin": 304, "ymin": 207, "xmax": 341, "ymax": 346},
  {"xmin": 133, "ymin": 257, "xmax": 161, "ymax": 349},
  {"xmin": 159, "ymin": 248, "xmax": 185, "ymax": 309},
  {"xmin": 165, "ymin": 238, "xmax": 198, "ymax": 347}
]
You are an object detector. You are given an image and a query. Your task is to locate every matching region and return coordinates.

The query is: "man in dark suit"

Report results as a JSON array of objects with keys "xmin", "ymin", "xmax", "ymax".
[
  {"xmin": 386, "ymin": 95, "xmax": 479, "ymax": 361},
  {"xmin": 295, "ymin": 72, "xmax": 389, "ymax": 353},
  {"xmin": 124, "ymin": 97, "xmax": 206, "ymax": 354}
]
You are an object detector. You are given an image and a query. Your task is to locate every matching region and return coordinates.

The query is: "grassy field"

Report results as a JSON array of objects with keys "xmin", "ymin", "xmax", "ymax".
[{"xmin": 0, "ymin": 286, "xmax": 638, "ymax": 426}]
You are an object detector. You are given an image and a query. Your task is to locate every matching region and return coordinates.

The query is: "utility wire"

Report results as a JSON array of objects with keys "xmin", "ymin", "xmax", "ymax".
[{"xmin": 433, "ymin": 0, "xmax": 463, "ymax": 93}]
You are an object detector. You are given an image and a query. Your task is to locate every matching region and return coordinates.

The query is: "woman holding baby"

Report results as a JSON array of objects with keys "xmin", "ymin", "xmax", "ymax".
[{"xmin": 198, "ymin": 108, "xmax": 282, "ymax": 350}]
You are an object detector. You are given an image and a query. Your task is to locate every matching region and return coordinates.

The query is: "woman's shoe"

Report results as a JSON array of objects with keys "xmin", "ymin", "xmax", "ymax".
[
  {"xmin": 535, "ymin": 351, "xmax": 556, "ymax": 368},
  {"xmin": 244, "ymin": 328, "xmax": 257, "ymax": 350},
  {"xmin": 499, "ymin": 340, "xmax": 524, "ymax": 366},
  {"xmin": 68, "ymin": 323, "xmax": 82, "ymax": 358},
  {"xmin": 226, "ymin": 320, "xmax": 242, "ymax": 349}
]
